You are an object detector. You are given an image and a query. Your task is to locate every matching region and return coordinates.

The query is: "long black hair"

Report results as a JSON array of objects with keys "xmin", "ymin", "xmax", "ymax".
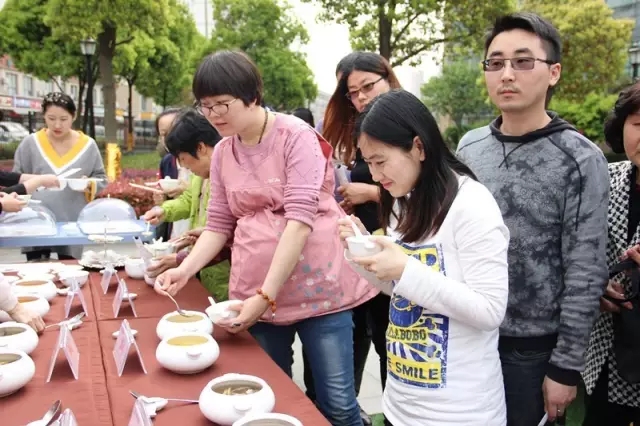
[{"xmin": 355, "ymin": 89, "xmax": 476, "ymax": 243}]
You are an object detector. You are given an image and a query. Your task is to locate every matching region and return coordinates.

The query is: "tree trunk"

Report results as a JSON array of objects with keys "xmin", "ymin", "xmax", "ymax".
[
  {"xmin": 127, "ymin": 78, "xmax": 135, "ymax": 152},
  {"xmin": 98, "ymin": 24, "xmax": 118, "ymax": 143},
  {"xmin": 378, "ymin": 0, "xmax": 395, "ymax": 60}
]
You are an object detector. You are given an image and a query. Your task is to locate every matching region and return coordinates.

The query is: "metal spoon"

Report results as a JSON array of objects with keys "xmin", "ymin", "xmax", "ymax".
[
  {"xmin": 39, "ymin": 400, "xmax": 61, "ymax": 425},
  {"xmin": 130, "ymin": 390, "xmax": 198, "ymax": 404},
  {"xmin": 45, "ymin": 312, "xmax": 85, "ymax": 329},
  {"xmin": 166, "ymin": 293, "xmax": 190, "ymax": 317}
]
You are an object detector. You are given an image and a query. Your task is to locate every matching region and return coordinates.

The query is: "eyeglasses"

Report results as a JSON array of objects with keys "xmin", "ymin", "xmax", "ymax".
[
  {"xmin": 482, "ymin": 57, "xmax": 554, "ymax": 72},
  {"xmin": 196, "ymin": 98, "xmax": 238, "ymax": 116},
  {"xmin": 346, "ymin": 77, "xmax": 385, "ymax": 100}
]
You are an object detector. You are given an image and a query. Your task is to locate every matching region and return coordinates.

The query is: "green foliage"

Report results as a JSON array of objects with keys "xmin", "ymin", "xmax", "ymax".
[
  {"xmin": 0, "ymin": 0, "xmax": 85, "ymax": 84},
  {"xmin": 303, "ymin": 0, "xmax": 515, "ymax": 66},
  {"xmin": 443, "ymin": 119, "xmax": 492, "ymax": 149},
  {"xmin": 200, "ymin": 0, "xmax": 317, "ymax": 110},
  {"xmin": 521, "ymin": 0, "xmax": 633, "ymax": 100},
  {"xmin": 0, "ymin": 142, "xmax": 21, "ymax": 160},
  {"xmin": 136, "ymin": 0, "xmax": 203, "ymax": 107},
  {"xmin": 422, "ymin": 62, "xmax": 490, "ymax": 128},
  {"xmin": 549, "ymin": 92, "xmax": 617, "ymax": 143}
]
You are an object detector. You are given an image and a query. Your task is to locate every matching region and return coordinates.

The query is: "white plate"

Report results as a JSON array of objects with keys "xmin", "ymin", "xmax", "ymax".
[{"xmin": 87, "ymin": 234, "xmax": 124, "ymax": 243}]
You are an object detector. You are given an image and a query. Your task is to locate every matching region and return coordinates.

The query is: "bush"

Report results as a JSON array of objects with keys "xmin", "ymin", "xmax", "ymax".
[
  {"xmin": 550, "ymin": 93, "xmax": 617, "ymax": 143},
  {"xmin": 0, "ymin": 141, "xmax": 20, "ymax": 160},
  {"xmin": 96, "ymin": 172, "xmax": 156, "ymax": 217},
  {"xmin": 443, "ymin": 119, "xmax": 492, "ymax": 149}
]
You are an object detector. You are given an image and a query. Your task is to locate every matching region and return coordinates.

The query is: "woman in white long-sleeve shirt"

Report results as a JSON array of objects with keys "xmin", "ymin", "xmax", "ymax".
[
  {"xmin": 0, "ymin": 277, "xmax": 45, "ymax": 331},
  {"xmin": 338, "ymin": 90, "xmax": 509, "ymax": 426}
]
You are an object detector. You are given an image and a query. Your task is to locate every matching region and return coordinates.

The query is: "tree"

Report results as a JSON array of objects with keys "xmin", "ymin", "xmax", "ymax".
[
  {"xmin": 44, "ymin": 0, "xmax": 171, "ymax": 142},
  {"xmin": 422, "ymin": 61, "xmax": 489, "ymax": 128},
  {"xmin": 203, "ymin": 0, "xmax": 318, "ymax": 110},
  {"xmin": 521, "ymin": 0, "xmax": 634, "ymax": 100},
  {"xmin": 113, "ymin": 32, "xmax": 155, "ymax": 151},
  {"xmin": 135, "ymin": 1, "xmax": 202, "ymax": 109},
  {"xmin": 0, "ymin": 0, "xmax": 98, "ymax": 128},
  {"xmin": 303, "ymin": 0, "xmax": 514, "ymax": 66}
]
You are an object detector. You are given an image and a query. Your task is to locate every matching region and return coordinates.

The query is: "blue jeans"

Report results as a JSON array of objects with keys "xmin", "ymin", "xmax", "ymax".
[
  {"xmin": 249, "ymin": 310, "xmax": 362, "ymax": 426},
  {"xmin": 499, "ymin": 342, "xmax": 553, "ymax": 426}
]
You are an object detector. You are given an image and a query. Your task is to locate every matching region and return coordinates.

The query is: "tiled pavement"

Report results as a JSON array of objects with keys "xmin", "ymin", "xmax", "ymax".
[{"xmin": 0, "ymin": 243, "xmax": 384, "ymax": 415}]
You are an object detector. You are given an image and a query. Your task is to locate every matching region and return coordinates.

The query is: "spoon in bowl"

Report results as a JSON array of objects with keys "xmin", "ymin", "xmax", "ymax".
[
  {"xmin": 166, "ymin": 293, "xmax": 190, "ymax": 317},
  {"xmin": 346, "ymin": 216, "xmax": 375, "ymax": 249}
]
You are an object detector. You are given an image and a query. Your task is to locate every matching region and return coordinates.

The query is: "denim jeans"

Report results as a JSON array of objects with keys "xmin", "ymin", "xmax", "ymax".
[
  {"xmin": 249, "ymin": 310, "xmax": 363, "ymax": 426},
  {"xmin": 499, "ymin": 342, "xmax": 553, "ymax": 426}
]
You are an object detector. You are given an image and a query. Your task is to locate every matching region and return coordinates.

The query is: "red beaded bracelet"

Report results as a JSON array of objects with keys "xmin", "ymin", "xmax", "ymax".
[{"xmin": 257, "ymin": 289, "xmax": 276, "ymax": 319}]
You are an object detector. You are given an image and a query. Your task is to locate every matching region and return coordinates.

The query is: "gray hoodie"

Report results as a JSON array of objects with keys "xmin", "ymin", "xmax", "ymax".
[{"xmin": 457, "ymin": 113, "xmax": 609, "ymax": 386}]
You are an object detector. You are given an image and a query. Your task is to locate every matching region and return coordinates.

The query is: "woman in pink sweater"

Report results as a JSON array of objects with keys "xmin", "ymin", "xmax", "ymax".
[{"xmin": 155, "ymin": 50, "xmax": 377, "ymax": 425}]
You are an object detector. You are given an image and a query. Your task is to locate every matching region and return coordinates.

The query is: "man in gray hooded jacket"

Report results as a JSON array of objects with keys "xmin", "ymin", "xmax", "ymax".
[{"xmin": 457, "ymin": 12, "xmax": 609, "ymax": 426}]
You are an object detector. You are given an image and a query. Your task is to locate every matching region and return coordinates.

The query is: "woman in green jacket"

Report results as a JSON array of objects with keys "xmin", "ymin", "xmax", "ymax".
[{"xmin": 143, "ymin": 109, "xmax": 230, "ymax": 301}]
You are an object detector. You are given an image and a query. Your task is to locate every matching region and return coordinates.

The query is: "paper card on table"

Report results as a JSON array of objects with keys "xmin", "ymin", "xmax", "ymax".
[
  {"xmin": 64, "ymin": 278, "xmax": 89, "ymax": 318},
  {"xmin": 46, "ymin": 324, "xmax": 80, "ymax": 383},
  {"xmin": 58, "ymin": 408, "xmax": 78, "ymax": 426},
  {"xmin": 113, "ymin": 279, "xmax": 138, "ymax": 318},
  {"xmin": 128, "ymin": 398, "xmax": 153, "ymax": 426},
  {"xmin": 101, "ymin": 264, "xmax": 115, "ymax": 294},
  {"xmin": 113, "ymin": 319, "xmax": 147, "ymax": 377}
]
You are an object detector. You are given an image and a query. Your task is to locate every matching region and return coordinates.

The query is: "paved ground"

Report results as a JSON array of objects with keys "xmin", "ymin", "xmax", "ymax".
[{"xmin": 0, "ymin": 243, "xmax": 384, "ymax": 414}]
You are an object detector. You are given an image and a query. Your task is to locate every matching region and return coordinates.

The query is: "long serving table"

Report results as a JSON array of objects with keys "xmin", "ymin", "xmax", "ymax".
[{"xmin": 2, "ymin": 263, "xmax": 330, "ymax": 426}]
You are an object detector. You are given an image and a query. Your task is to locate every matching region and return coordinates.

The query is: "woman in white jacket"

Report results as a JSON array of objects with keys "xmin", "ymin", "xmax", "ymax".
[
  {"xmin": 339, "ymin": 89, "xmax": 509, "ymax": 426},
  {"xmin": 0, "ymin": 277, "xmax": 45, "ymax": 331}
]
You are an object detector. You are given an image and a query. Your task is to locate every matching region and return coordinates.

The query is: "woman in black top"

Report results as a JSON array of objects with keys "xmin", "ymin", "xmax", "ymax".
[
  {"xmin": 321, "ymin": 52, "xmax": 402, "ymax": 425},
  {"xmin": 0, "ymin": 171, "xmax": 59, "ymax": 213}
]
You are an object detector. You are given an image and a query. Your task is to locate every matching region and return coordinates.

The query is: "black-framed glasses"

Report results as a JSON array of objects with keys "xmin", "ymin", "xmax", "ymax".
[
  {"xmin": 346, "ymin": 77, "xmax": 385, "ymax": 100},
  {"xmin": 196, "ymin": 98, "xmax": 238, "ymax": 116},
  {"xmin": 482, "ymin": 57, "xmax": 554, "ymax": 72}
]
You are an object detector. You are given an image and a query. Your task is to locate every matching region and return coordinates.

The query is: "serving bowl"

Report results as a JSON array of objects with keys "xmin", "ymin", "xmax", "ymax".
[
  {"xmin": 0, "ymin": 295, "xmax": 50, "ymax": 322},
  {"xmin": 232, "ymin": 413, "xmax": 304, "ymax": 426},
  {"xmin": 0, "ymin": 349, "xmax": 35, "ymax": 397},
  {"xmin": 13, "ymin": 278, "xmax": 57, "ymax": 301},
  {"xmin": 155, "ymin": 310, "xmax": 213, "ymax": 341},
  {"xmin": 199, "ymin": 373, "xmax": 275, "ymax": 425},
  {"xmin": 0, "ymin": 322, "xmax": 38, "ymax": 354},
  {"xmin": 156, "ymin": 332, "xmax": 219, "ymax": 374},
  {"xmin": 158, "ymin": 177, "xmax": 181, "ymax": 192}
]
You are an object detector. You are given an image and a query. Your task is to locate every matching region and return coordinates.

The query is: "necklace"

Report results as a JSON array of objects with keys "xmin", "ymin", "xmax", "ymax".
[{"xmin": 240, "ymin": 108, "xmax": 269, "ymax": 145}]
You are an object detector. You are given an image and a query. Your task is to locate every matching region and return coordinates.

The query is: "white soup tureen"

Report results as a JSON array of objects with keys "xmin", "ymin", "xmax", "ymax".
[
  {"xmin": 206, "ymin": 300, "xmax": 242, "ymax": 324},
  {"xmin": 0, "ymin": 322, "xmax": 38, "ymax": 354},
  {"xmin": 232, "ymin": 413, "xmax": 303, "ymax": 426},
  {"xmin": 156, "ymin": 332, "xmax": 220, "ymax": 374},
  {"xmin": 13, "ymin": 278, "xmax": 57, "ymax": 301},
  {"xmin": 155, "ymin": 310, "xmax": 212, "ymax": 340},
  {"xmin": 0, "ymin": 349, "xmax": 35, "ymax": 397},
  {"xmin": 199, "ymin": 373, "xmax": 275, "ymax": 425},
  {"xmin": 0, "ymin": 295, "xmax": 50, "ymax": 322},
  {"xmin": 124, "ymin": 257, "xmax": 145, "ymax": 280}
]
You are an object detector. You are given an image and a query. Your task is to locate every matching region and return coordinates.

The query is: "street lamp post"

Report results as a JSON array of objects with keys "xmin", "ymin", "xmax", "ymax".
[
  {"xmin": 629, "ymin": 46, "xmax": 640, "ymax": 81},
  {"xmin": 80, "ymin": 38, "xmax": 97, "ymax": 139}
]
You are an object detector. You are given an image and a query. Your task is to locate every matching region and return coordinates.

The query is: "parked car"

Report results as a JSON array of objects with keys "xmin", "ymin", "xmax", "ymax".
[{"xmin": 0, "ymin": 121, "xmax": 29, "ymax": 140}]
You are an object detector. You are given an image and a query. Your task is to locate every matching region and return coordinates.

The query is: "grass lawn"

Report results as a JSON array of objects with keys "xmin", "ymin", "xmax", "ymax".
[
  {"xmin": 370, "ymin": 385, "xmax": 586, "ymax": 426},
  {"xmin": 120, "ymin": 151, "xmax": 160, "ymax": 170}
]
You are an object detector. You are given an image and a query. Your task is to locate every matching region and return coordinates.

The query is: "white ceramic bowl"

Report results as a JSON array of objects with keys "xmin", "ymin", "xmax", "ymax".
[
  {"xmin": 0, "ymin": 294, "xmax": 50, "ymax": 322},
  {"xmin": 144, "ymin": 243, "xmax": 174, "ymax": 258},
  {"xmin": 58, "ymin": 270, "xmax": 89, "ymax": 287},
  {"xmin": 206, "ymin": 300, "xmax": 242, "ymax": 324},
  {"xmin": 63, "ymin": 178, "xmax": 90, "ymax": 191},
  {"xmin": 158, "ymin": 178, "xmax": 180, "ymax": 192},
  {"xmin": 13, "ymin": 278, "xmax": 57, "ymax": 301},
  {"xmin": 232, "ymin": 413, "xmax": 303, "ymax": 426},
  {"xmin": 155, "ymin": 310, "xmax": 213, "ymax": 341},
  {"xmin": 156, "ymin": 332, "xmax": 220, "ymax": 374},
  {"xmin": 0, "ymin": 322, "xmax": 38, "ymax": 354},
  {"xmin": 124, "ymin": 258, "xmax": 145, "ymax": 280},
  {"xmin": 143, "ymin": 273, "xmax": 155, "ymax": 287},
  {"xmin": 0, "ymin": 349, "xmax": 35, "ymax": 397},
  {"xmin": 346, "ymin": 235, "xmax": 383, "ymax": 257},
  {"xmin": 199, "ymin": 373, "xmax": 276, "ymax": 426}
]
